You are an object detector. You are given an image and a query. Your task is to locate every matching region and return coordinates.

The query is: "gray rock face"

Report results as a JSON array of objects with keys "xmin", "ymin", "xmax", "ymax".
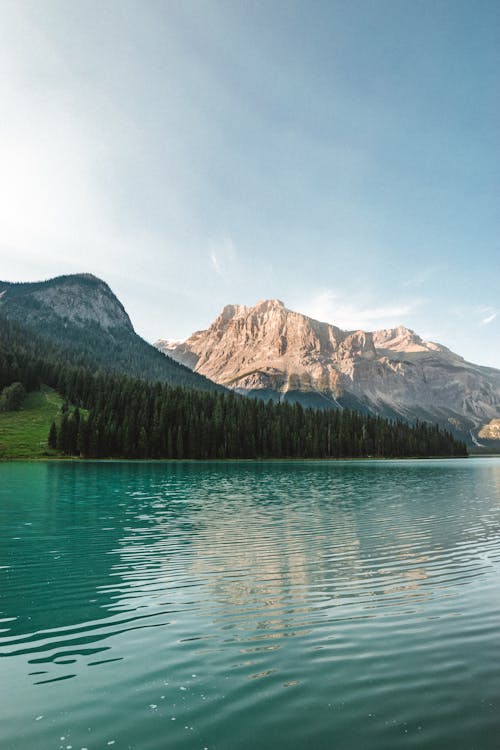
[
  {"xmin": 156, "ymin": 299, "xmax": 500, "ymax": 433},
  {"xmin": 0, "ymin": 273, "xmax": 133, "ymax": 331},
  {"xmin": 0, "ymin": 273, "xmax": 222, "ymax": 390}
]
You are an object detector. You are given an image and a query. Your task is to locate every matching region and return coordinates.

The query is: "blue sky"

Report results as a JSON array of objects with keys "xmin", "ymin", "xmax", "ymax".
[{"xmin": 1, "ymin": 0, "xmax": 499, "ymax": 365}]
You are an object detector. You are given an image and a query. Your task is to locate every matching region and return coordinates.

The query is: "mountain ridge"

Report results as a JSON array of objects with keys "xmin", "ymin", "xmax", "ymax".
[
  {"xmin": 0, "ymin": 273, "xmax": 222, "ymax": 391},
  {"xmin": 156, "ymin": 299, "xmax": 500, "ymax": 440},
  {"xmin": 0, "ymin": 273, "xmax": 133, "ymax": 332}
]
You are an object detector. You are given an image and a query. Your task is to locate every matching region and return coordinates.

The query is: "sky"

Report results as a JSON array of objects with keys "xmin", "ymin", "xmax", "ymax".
[{"xmin": 0, "ymin": 0, "xmax": 499, "ymax": 366}]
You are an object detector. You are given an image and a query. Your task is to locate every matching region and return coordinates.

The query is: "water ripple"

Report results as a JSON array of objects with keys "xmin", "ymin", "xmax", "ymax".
[{"xmin": 1, "ymin": 459, "xmax": 500, "ymax": 749}]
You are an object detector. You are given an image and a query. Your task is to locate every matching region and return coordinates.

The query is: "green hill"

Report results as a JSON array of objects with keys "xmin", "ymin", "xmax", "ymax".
[{"xmin": 0, "ymin": 385, "xmax": 63, "ymax": 459}]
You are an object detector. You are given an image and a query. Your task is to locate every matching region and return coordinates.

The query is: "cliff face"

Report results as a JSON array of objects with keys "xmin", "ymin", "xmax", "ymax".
[
  {"xmin": 156, "ymin": 299, "xmax": 500, "ymax": 433},
  {"xmin": 0, "ymin": 274, "xmax": 222, "ymax": 391},
  {"xmin": 0, "ymin": 273, "xmax": 133, "ymax": 332}
]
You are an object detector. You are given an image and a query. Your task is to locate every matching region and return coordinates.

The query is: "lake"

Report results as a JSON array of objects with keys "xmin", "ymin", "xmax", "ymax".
[{"xmin": 1, "ymin": 458, "xmax": 500, "ymax": 749}]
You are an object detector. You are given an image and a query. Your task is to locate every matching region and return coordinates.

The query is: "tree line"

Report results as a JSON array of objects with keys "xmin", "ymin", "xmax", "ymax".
[
  {"xmin": 0, "ymin": 278, "xmax": 221, "ymax": 391},
  {"xmin": 0, "ymin": 314, "xmax": 468, "ymax": 459}
]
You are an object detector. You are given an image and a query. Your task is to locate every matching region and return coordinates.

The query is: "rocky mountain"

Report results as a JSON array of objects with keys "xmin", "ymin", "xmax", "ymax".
[
  {"xmin": 0, "ymin": 273, "xmax": 132, "ymax": 331},
  {"xmin": 0, "ymin": 274, "xmax": 221, "ymax": 391},
  {"xmin": 156, "ymin": 299, "xmax": 500, "ymax": 440}
]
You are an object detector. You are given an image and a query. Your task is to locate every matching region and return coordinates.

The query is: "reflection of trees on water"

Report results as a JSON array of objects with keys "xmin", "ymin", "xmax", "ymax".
[
  {"xmin": 2, "ymin": 459, "xmax": 499, "ymax": 652},
  {"xmin": 0, "ymin": 462, "xmax": 195, "ymax": 639},
  {"xmin": 106, "ymin": 462, "xmax": 368, "ymax": 645}
]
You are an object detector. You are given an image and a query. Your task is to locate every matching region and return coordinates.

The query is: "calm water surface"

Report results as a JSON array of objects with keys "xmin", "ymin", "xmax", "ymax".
[{"xmin": 1, "ymin": 459, "xmax": 500, "ymax": 750}]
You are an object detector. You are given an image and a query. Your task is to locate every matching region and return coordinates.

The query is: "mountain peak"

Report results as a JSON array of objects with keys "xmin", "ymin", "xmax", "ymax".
[
  {"xmin": 0, "ymin": 273, "xmax": 133, "ymax": 332},
  {"xmin": 157, "ymin": 300, "xmax": 500, "ymax": 433},
  {"xmin": 372, "ymin": 325, "xmax": 443, "ymax": 354},
  {"xmin": 1, "ymin": 273, "xmax": 224, "ymax": 391},
  {"xmin": 256, "ymin": 298, "xmax": 285, "ymax": 310},
  {"xmin": 62, "ymin": 272, "xmax": 101, "ymax": 283}
]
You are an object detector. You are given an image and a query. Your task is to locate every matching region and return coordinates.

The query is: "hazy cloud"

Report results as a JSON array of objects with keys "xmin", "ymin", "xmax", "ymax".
[
  {"xmin": 0, "ymin": 13, "xmax": 132, "ymax": 280},
  {"xmin": 299, "ymin": 289, "xmax": 420, "ymax": 331},
  {"xmin": 402, "ymin": 264, "xmax": 447, "ymax": 289}
]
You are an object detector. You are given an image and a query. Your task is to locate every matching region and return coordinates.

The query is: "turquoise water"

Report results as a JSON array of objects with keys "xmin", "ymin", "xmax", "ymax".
[{"xmin": 1, "ymin": 459, "xmax": 500, "ymax": 750}]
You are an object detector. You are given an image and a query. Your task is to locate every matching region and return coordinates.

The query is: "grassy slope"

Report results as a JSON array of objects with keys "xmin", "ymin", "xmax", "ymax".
[{"xmin": 0, "ymin": 386, "xmax": 63, "ymax": 459}]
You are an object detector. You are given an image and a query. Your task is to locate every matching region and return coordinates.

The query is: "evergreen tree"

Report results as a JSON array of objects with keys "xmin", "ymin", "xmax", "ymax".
[
  {"xmin": 48, "ymin": 421, "xmax": 58, "ymax": 449},
  {"xmin": 0, "ymin": 309, "xmax": 469, "ymax": 461}
]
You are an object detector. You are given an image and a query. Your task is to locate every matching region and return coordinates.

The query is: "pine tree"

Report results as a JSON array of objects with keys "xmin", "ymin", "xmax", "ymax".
[{"xmin": 48, "ymin": 421, "xmax": 58, "ymax": 449}]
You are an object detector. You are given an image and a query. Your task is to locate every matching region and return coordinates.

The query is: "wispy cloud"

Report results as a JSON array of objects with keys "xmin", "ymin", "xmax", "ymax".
[
  {"xmin": 209, "ymin": 236, "xmax": 237, "ymax": 279},
  {"xmin": 210, "ymin": 251, "xmax": 223, "ymax": 276},
  {"xmin": 402, "ymin": 263, "xmax": 446, "ymax": 289},
  {"xmin": 479, "ymin": 306, "xmax": 497, "ymax": 326},
  {"xmin": 298, "ymin": 289, "xmax": 420, "ymax": 331}
]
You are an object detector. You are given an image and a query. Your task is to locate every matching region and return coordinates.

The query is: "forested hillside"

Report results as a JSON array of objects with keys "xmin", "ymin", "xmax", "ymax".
[
  {"xmin": 0, "ymin": 315, "xmax": 467, "ymax": 460},
  {"xmin": 0, "ymin": 274, "xmax": 221, "ymax": 391}
]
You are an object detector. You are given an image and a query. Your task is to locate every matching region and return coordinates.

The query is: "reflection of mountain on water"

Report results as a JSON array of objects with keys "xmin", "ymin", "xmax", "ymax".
[
  {"xmin": 109, "ymin": 460, "xmax": 500, "ymax": 652},
  {"xmin": 181, "ymin": 461, "xmax": 500, "ymax": 633},
  {"xmin": 2, "ymin": 460, "xmax": 500, "ymax": 680},
  {"xmin": 2, "ymin": 458, "xmax": 500, "ymax": 750},
  {"xmin": 184, "ymin": 468, "xmax": 364, "ymax": 639}
]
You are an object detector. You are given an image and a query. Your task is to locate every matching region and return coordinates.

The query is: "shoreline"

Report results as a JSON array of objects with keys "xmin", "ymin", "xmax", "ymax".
[{"xmin": 0, "ymin": 454, "xmax": 480, "ymax": 464}]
